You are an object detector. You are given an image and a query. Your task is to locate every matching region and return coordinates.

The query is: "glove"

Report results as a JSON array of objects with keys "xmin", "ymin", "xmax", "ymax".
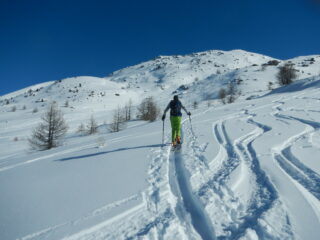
[
  {"xmin": 188, "ymin": 112, "xmax": 191, "ymax": 116},
  {"xmin": 162, "ymin": 114, "xmax": 165, "ymax": 121}
]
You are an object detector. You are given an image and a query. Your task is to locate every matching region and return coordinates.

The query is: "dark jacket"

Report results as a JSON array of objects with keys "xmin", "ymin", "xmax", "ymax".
[{"xmin": 164, "ymin": 99, "xmax": 188, "ymax": 117}]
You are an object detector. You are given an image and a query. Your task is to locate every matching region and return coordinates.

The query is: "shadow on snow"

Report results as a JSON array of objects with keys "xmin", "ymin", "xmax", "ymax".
[{"xmin": 56, "ymin": 144, "xmax": 163, "ymax": 161}]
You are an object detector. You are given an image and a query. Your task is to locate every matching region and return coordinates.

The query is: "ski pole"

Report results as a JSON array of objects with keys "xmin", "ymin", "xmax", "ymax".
[
  {"xmin": 162, "ymin": 119, "xmax": 165, "ymax": 146},
  {"xmin": 189, "ymin": 115, "xmax": 195, "ymax": 137}
]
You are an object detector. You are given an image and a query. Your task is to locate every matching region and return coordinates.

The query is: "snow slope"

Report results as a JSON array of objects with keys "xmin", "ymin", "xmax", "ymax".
[{"xmin": 1, "ymin": 49, "xmax": 320, "ymax": 240}]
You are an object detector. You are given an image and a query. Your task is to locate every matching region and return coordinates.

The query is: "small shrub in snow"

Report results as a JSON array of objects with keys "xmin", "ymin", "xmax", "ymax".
[
  {"xmin": 218, "ymin": 88, "xmax": 227, "ymax": 104},
  {"xmin": 227, "ymin": 94, "xmax": 236, "ymax": 103},
  {"xmin": 137, "ymin": 97, "xmax": 160, "ymax": 122},
  {"xmin": 268, "ymin": 82, "xmax": 274, "ymax": 90},
  {"xmin": 261, "ymin": 65, "xmax": 267, "ymax": 71},
  {"xmin": 226, "ymin": 81, "xmax": 238, "ymax": 103},
  {"xmin": 77, "ymin": 123, "xmax": 86, "ymax": 134},
  {"xmin": 219, "ymin": 81, "xmax": 239, "ymax": 104},
  {"xmin": 277, "ymin": 63, "xmax": 297, "ymax": 86},
  {"xmin": 236, "ymin": 79, "xmax": 243, "ymax": 85},
  {"xmin": 263, "ymin": 60, "xmax": 280, "ymax": 66},
  {"xmin": 193, "ymin": 101, "xmax": 198, "ymax": 109},
  {"xmin": 178, "ymin": 85, "xmax": 189, "ymax": 91}
]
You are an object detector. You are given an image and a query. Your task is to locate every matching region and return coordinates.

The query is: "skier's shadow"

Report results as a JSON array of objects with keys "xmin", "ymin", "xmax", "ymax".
[{"xmin": 56, "ymin": 144, "xmax": 163, "ymax": 162}]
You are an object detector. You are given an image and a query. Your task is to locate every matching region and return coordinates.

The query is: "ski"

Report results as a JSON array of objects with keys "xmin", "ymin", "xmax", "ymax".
[{"xmin": 171, "ymin": 143, "xmax": 182, "ymax": 151}]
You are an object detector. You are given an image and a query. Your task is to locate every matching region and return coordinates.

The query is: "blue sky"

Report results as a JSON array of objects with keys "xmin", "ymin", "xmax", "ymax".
[{"xmin": 1, "ymin": 0, "xmax": 320, "ymax": 95}]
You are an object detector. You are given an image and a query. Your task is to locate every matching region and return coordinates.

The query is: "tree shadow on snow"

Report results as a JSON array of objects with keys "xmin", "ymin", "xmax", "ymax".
[{"xmin": 56, "ymin": 144, "xmax": 163, "ymax": 162}]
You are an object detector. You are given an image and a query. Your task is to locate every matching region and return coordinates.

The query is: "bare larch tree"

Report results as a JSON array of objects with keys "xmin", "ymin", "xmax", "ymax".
[
  {"xmin": 137, "ymin": 97, "xmax": 160, "ymax": 122},
  {"xmin": 87, "ymin": 115, "xmax": 98, "ymax": 134},
  {"xmin": 109, "ymin": 106, "xmax": 126, "ymax": 132},
  {"xmin": 29, "ymin": 103, "xmax": 68, "ymax": 150},
  {"xmin": 124, "ymin": 99, "xmax": 133, "ymax": 121},
  {"xmin": 218, "ymin": 88, "xmax": 227, "ymax": 104}
]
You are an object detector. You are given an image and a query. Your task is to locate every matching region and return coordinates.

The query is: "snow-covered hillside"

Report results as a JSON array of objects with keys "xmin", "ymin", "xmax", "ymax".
[
  {"xmin": 2, "ymin": 49, "xmax": 320, "ymax": 112},
  {"xmin": 1, "ymin": 49, "xmax": 320, "ymax": 240}
]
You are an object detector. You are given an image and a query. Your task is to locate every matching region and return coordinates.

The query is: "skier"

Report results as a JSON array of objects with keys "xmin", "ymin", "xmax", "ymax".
[{"xmin": 162, "ymin": 95, "xmax": 191, "ymax": 147}]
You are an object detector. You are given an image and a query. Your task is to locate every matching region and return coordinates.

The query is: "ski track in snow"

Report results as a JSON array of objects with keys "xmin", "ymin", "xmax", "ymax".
[
  {"xmin": 171, "ymin": 144, "xmax": 216, "ymax": 240},
  {"xmin": 272, "ymin": 112, "xmax": 320, "ymax": 200},
  {"xmin": 248, "ymin": 91, "xmax": 320, "ymax": 239},
  {"xmin": 73, "ymin": 138, "xmax": 196, "ymax": 240},
  {"xmin": 125, "ymin": 208, "xmax": 174, "ymax": 240},
  {"xmin": 228, "ymin": 118, "xmax": 280, "ymax": 240},
  {"xmin": 189, "ymin": 96, "xmax": 311, "ymax": 240},
  {"xmin": 124, "ymin": 122, "xmax": 218, "ymax": 240},
  {"xmin": 198, "ymin": 121, "xmax": 241, "ymax": 197},
  {"xmin": 195, "ymin": 117, "xmax": 282, "ymax": 239}
]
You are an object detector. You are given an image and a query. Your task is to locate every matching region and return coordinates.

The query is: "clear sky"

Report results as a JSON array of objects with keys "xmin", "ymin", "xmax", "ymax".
[{"xmin": 1, "ymin": 0, "xmax": 320, "ymax": 95}]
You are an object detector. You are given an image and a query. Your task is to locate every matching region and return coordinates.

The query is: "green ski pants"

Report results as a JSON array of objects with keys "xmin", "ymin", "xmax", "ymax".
[{"xmin": 170, "ymin": 116, "xmax": 182, "ymax": 142}]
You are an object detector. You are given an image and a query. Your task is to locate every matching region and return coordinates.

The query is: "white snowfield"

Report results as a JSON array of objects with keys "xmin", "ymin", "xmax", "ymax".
[{"xmin": 1, "ymin": 49, "xmax": 320, "ymax": 240}]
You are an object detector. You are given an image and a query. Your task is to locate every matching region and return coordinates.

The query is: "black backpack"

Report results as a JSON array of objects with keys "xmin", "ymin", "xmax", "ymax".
[{"xmin": 170, "ymin": 100, "xmax": 182, "ymax": 116}]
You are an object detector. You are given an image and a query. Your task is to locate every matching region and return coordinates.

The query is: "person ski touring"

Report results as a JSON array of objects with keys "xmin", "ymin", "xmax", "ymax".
[{"xmin": 162, "ymin": 95, "xmax": 191, "ymax": 147}]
